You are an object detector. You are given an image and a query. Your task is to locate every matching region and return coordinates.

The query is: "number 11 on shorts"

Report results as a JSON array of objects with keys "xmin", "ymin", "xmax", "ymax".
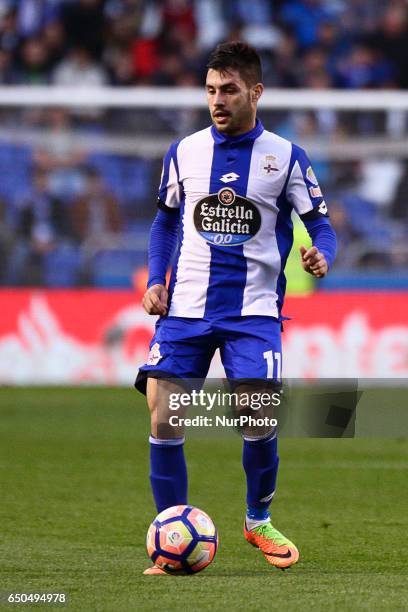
[{"xmin": 263, "ymin": 350, "xmax": 281, "ymax": 380}]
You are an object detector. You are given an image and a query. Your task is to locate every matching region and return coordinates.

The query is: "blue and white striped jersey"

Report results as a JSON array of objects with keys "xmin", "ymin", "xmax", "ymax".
[{"xmin": 157, "ymin": 119, "xmax": 334, "ymax": 319}]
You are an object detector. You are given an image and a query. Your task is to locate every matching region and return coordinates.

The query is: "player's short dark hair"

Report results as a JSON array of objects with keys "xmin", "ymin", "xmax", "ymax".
[{"xmin": 207, "ymin": 42, "xmax": 262, "ymax": 86}]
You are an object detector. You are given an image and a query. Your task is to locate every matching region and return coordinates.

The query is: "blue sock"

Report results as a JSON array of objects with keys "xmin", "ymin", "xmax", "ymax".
[
  {"xmin": 242, "ymin": 434, "xmax": 279, "ymax": 520},
  {"xmin": 149, "ymin": 436, "xmax": 187, "ymax": 513}
]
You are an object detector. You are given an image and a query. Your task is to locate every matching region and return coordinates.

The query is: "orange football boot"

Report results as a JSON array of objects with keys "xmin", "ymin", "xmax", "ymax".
[{"xmin": 244, "ymin": 521, "xmax": 299, "ymax": 569}]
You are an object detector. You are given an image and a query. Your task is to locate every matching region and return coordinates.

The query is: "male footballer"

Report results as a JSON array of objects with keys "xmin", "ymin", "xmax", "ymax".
[{"xmin": 136, "ymin": 42, "xmax": 336, "ymax": 574}]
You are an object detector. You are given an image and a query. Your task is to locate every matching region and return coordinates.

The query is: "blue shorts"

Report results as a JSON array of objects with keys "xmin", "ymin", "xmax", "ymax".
[{"xmin": 135, "ymin": 316, "xmax": 282, "ymax": 394}]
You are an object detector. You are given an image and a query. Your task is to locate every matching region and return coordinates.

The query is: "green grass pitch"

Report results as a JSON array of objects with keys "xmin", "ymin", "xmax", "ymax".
[{"xmin": 0, "ymin": 387, "xmax": 407, "ymax": 611}]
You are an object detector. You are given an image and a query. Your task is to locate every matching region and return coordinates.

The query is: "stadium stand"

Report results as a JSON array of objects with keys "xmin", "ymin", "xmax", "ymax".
[{"xmin": 0, "ymin": 0, "xmax": 407, "ymax": 288}]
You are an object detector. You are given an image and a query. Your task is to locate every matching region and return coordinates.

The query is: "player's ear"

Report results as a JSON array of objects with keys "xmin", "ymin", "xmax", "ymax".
[{"xmin": 251, "ymin": 83, "xmax": 264, "ymax": 103}]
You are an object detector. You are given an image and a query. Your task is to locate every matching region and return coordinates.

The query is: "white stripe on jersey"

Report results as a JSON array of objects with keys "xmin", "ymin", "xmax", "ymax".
[
  {"xmin": 242, "ymin": 130, "xmax": 291, "ymax": 316},
  {"xmin": 168, "ymin": 128, "xmax": 214, "ymax": 317},
  {"xmin": 164, "ymin": 157, "xmax": 182, "ymax": 209}
]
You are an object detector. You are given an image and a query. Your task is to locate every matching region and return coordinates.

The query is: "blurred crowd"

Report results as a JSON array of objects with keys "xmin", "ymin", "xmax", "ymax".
[
  {"xmin": 0, "ymin": 0, "xmax": 408, "ymax": 288},
  {"xmin": 1, "ymin": 0, "xmax": 408, "ymax": 89}
]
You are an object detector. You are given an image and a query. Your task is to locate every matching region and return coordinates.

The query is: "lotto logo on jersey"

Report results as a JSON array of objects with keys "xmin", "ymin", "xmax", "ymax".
[
  {"xmin": 193, "ymin": 188, "xmax": 261, "ymax": 247},
  {"xmin": 318, "ymin": 200, "xmax": 328, "ymax": 215}
]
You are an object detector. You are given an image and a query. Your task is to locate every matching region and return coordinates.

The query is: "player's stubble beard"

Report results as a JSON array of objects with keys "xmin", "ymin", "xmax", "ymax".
[{"xmin": 211, "ymin": 91, "xmax": 255, "ymax": 137}]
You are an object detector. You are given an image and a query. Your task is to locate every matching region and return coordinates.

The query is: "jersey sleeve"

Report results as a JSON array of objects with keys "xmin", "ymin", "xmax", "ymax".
[
  {"xmin": 286, "ymin": 144, "xmax": 337, "ymax": 269},
  {"xmin": 285, "ymin": 144, "xmax": 329, "ymax": 221},
  {"xmin": 147, "ymin": 208, "xmax": 180, "ymax": 288},
  {"xmin": 157, "ymin": 141, "xmax": 182, "ymax": 212}
]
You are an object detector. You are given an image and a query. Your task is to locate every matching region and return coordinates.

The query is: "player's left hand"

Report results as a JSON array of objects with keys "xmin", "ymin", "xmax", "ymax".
[{"xmin": 299, "ymin": 245, "xmax": 328, "ymax": 278}]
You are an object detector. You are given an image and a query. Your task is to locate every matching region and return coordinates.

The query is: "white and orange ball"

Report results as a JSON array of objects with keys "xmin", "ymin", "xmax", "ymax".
[{"xmin": 146, "ymin": 505, "xmax": 218, "ymax": 574}]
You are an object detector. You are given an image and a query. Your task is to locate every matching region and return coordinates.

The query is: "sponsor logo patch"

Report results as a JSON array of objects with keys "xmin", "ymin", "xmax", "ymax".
[
  {"xmin": 147, "ymin": 342, "xmax": 162, "ymax": 365},
  {"xmin": 193, "ymin": 188, "xmax": 261, "ymax": 247},
  {"xmin": 306, "ymin": 166, "xmax": 319, "ymax": 186},
  {"xmin": 309, "ymin": 186, "xmax": 323, "ymax": 198}
]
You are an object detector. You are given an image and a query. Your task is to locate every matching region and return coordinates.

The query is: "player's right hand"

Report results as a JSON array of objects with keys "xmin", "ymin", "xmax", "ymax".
[
  {"xmin": 299, "ymin": 245, "xmax": 328, "ymax": 278},
  {"xmin": 142, "ymin": 284, "xmax": 168, "ymax": 316}
]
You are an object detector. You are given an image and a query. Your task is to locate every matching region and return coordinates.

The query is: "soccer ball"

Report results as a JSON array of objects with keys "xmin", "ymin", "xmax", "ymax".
[{"xmin": 146, "ymin": 505, "xmax": 218, "ymax": 574}]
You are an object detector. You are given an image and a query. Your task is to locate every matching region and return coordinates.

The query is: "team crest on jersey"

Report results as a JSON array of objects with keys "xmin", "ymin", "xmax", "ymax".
[
  {"xmin": 193, "ymin": 187, "xmax": 261, "ymax": 247},
  {"xmin": 218, "ymin": 187, "xmax": 235, "ymax": 205},
  {"xmin": 259, "ymin": 154, "xmax": 279, "ymax": 175},
  {"xmin": 147, "ymin": 342, "xmax": 162, "ymax": 365}
]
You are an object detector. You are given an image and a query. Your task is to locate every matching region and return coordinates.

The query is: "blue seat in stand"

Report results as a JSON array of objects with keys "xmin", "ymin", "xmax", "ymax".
[
  {"xmin": 91, "ymin": 249, "xmax": 146, "ymax": 288},
  {"xmin": 44, "ymin": 244, "xmax": 81, "ymax": 287}
]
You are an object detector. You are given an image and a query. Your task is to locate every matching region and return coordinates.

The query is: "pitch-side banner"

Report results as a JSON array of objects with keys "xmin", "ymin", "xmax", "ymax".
[{"xmin": 0, "ymin": 290, "xmax": 407, "ymax": 384}]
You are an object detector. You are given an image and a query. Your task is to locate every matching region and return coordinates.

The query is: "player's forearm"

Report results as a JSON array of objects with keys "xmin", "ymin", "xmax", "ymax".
[
  {"xmin": 147, "ymin": 208, "xmax": 179, "ymax": 288},
  {"xmin": 303, "ymin": 218, "xmax": 337, "ymax": 269}
]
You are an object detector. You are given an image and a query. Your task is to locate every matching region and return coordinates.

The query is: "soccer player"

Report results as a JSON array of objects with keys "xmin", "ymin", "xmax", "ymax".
[{"xmin": 136, "ymin": 42, "xmax": 336, "ymax": 574}]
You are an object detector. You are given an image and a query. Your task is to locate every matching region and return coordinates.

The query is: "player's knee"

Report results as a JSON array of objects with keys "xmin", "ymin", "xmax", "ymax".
[
  {"xmin": 241, "ymin": 425, "xmax": 277, "ymax": 442},
  {"xmin": 147, "ymin": 399, "xmax": 184, "ymax": 439},
  {"xmin": 146, "ymin": 376, "xmax": 186, "ymax": 439}
]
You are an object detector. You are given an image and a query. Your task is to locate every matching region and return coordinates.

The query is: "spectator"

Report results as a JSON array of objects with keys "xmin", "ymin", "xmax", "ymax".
[
  {"xmin": 70, "ymin": 166, "xmax": 122, "ymax": 245},
  {"xmin": 0, "ymin": 7, "xmax": 19, "ymax": 55},
  {"xmin": 0, "ymin": 47, "xmax": 15, "ymax": 83},
  {"xmin": 297, "ymin": 46, "xmax": 331, "ymax": 88},
  {"xmin": 52, "ymin": 45, "xmax": 108, "ymax": 87},
  {"xmin": 52, "ymin": 45, "xmax": 108, "ymax": 120},
  {"xmin": 280, "ymin": 0, "xmax": 337, "ymax": 49},
  {"xmin": 335, "ymin": 43, "xmax": 394, "ymax": 89},
  {"xmin": 339, "ymin": 0, "xmax": 386, "ymax": 39},
  {"xmin": 33, "ymin": 107, "xmax": 86, "ymax": 200},
  {"xmin": 267, "ymin": 30, "xmax": 298, "ymax": 87},
  {"xmin": 106, "ymin": 47, "xmax": 135, "ymax": 85},
  {"xmin": 194, "ymin": 0, "xmax": 226, "ymax": 51},
  {"xmin": 161, "ymin": 0, "xmax": 196, "ymax": 40},
  {"xmin": 5, "ymin": 167, "xmax": 69, "ymax": 285},
  {"xmin": 371, "ymin": 3, "xmax": 408, "ymax": 88},
  {"xmin": 152, "ymin": 50, "xmax": 184, "ymax": 86},
  {"xmin": 16, "ymin": 0, "xmax": 59, "ymax": 38},
  {"xmin": 328, "ymin": 200, "xmax": 362, "ymax": 264},
  {"xmin": 43, "ymin": 18, "xmax": 67, "ymax": 70},
  {"xmin": 16, "ymin": 36, "xmax": 50, "ymax": 84},
  {"xmin": 225, "ymin": 0, "xmax": 281, "ymax": 51},
  {"xmin": 60, "ymin": 0, "xmax": 106, "ymax": 60}
]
